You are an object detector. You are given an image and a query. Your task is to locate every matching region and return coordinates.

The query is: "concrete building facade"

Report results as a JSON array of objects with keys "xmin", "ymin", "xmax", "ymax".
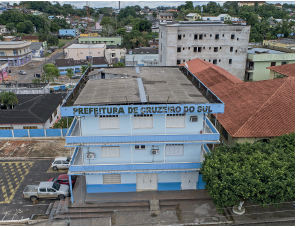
[
  {"xmin": 59, "ymin": 29, "xmax": 77, "ymax": 37},
  {"xmin": 105, "ymin": 47, "xmax": 126, "ymax": 65},
  {"xmin": 78, "ymin": 37, "xmax": 122, "ymax": 46},
  {"xmin": 159, "ymin": 22, "xmax": 251, "ymax": 79},
  {"xmin": 61, "ymin": 67, "xmax": 224, "ymax": 199},
  {"xmin": 64, "ymin": 44, "xmax": 106, "ymax": 60},
  {"xmin": 125, "ymin": 49, "xmax": 158, "ymax": 66},
  {"xmin": 0, "ymin": 41, "xmax": 32, "ymax": 66},
  {"xmin": 245, "ymin": 46, "xmax": 295, "ymax": 81}
]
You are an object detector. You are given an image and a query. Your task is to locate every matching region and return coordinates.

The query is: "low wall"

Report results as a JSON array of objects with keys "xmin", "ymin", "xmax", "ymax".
[{"xmin": 0, "ymin": 128, "xmax": 68, "ymax": 138}]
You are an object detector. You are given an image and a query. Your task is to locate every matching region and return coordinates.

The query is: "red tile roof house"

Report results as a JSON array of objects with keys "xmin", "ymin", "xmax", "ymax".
[{"xmin": 180, "ymin": 59, "xmax": 295, "ymax": 145}]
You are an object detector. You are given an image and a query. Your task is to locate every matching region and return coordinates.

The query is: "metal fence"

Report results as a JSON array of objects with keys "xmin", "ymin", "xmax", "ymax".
[{"xmin": 0, "ymin": 128, "xmax": 68, "ymax": 138}]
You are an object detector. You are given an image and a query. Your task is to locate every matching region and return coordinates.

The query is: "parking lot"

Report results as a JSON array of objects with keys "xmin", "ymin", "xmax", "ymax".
[{"xmin": 0, "ymin": 159, "xmax": 67, "ymax": 220}]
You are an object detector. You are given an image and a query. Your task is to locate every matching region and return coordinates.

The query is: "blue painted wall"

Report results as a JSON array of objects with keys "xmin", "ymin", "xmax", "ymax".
[
  {"xmin": 85, "ymin": 172, "xmax": 206, "ymax": 193},
  {"xmin": 81, "ymin": 144, "xmax": 201, "ymax": 165},
  {"xmin": 59, "ymin": 29, "xmax": 76, "ymax": 37},
  {"xmin": 80, "ymin": 114, "xmax": 204, "ymax": 136},
  {"xmin": 58, "ymin": 66, "xmax": 83, "ymax": 75}
]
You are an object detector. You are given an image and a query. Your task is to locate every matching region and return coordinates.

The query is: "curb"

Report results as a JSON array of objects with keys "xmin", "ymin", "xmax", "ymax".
[{"xmin": 0, "ymin": 157, "xmax": 55, "ymax": 160}]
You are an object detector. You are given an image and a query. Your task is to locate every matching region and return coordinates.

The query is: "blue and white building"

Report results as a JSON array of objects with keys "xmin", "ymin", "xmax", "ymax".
[
  {"xmin": 61, "ymin": 66, "xmax": 224, "ymax": 202},
  {"xmin": 59, "ymin": 29, "xmax": 77, "ymax": 38}
]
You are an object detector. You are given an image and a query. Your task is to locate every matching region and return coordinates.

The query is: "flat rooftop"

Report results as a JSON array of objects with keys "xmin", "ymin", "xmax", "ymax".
[
  {"xmin": 0, "ymin": 41, "xmax": 29, "ymax": 45},
  {"xmin": 247, "ymin": 47, "xmax": 285, "ymax": 54},
  {"xmin": 74, "ymin": 67, "xmax": 209, "ymax": 106},
  {"xmin": 66, "ymin": 44, "xmax": 105, "ymax": 49}
]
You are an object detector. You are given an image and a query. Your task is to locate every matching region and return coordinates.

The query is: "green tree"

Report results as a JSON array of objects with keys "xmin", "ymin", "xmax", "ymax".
[
  {"xmin": 138, "ymin": 19, "xmax": 151, "ymax": 32},
  {"xmin": 185, "ymin": 1, "xmax": 194, "ymax": 10},
  {"xmin": 0, "ymin": 91, "xmax": 18, "ymax": 109},
  {"xmin": 50, "ymin": 22, "xmax": 61, "ymax": 33},
  {"xmin": 201, "ymin": 133, "xmax": 295, "ymax": 210},
  {"xmin": 48, "ymin": 36, "xmax": 59, "ymax": 46},
  {"xmin": 117, "ymin": 28, "xmax": 127, "ymax": 36},
  {"xmin": 5, "ymin": 22, "xmax": 15, "ymax": 33},
  {"xmin": 81, "ymin": 65, "xmax": 88, "ymax": 74},
  {"xmin": 52, "ymin": 117, "xmax": 74, "ymax": 128},
  {"xmin": 113, "ymin": 62, "xmax": 125, "ymax": 67},
  {"xmin": 81, "ymin": 28, "xmax": 85, "ymax": 34}
]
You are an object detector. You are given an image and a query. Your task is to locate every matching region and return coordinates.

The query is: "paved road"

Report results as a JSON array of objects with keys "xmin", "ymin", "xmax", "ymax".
[
  {"xmin": 0, "ymin": 159, "xmax": 68, "ymax": 221},
  {"xmin": 10, "ymin": 51, "xmax": 63, "ymax": 83},
  {"xmin": 9, "ymin": 38, "xmax": 78, "ymax": 83}
]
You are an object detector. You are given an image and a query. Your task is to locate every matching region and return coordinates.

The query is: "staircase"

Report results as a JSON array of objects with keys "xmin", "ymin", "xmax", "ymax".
[{"xmin": 48, "ymin": 198, "xmax": 155, "ymax": 219}]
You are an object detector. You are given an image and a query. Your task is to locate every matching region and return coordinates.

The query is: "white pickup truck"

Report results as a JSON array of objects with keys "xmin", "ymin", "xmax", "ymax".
[{"xmin": 23, "ymin": 182, "xmax": 70, "ymax": 202}]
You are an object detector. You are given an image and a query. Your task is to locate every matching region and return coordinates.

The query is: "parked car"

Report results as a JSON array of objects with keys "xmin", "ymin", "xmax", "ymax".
[
  {"xmin": 19, "ymin": 71, "xmax": 26, "ymax": 75},
  {"xmin": 47, "ymin": 174, "xmax": 76, "ymax": 186},
  {"xmin": 23, "ymin": 182, "xmax": 69, "ymax": 202},
  {"xmin": 47, "ymin": 50, "xmax": 52, "ymax": 54},
  {"xmin": 51, "ymin": 157, "xmax": 70, "ymax": 171},
  {"xmin": 71, "ymin": 75, "xmax": 80, "ymax": 79}
]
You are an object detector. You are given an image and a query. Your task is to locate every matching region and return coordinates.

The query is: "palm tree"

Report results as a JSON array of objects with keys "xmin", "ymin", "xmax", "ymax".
[
  {"xmin": 6, "ymin": 92, "xmax": 18, "ymax": 109},
  {"xmin": 0, "ymin": 91, "xmax": 18, "ymax": 109}
]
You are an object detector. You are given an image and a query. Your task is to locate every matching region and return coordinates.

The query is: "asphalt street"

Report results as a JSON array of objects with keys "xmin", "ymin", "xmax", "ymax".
[
  {"xmin": 10, "ymin": 52, "xmax": 63, "ymax": 84},
  {"xmin": 0, "ymin": 159, "xmax": 67, "ymax": 221},
  {"xmin": 9, "ymin": 38, "xmax": 78, "ymax": 84}
]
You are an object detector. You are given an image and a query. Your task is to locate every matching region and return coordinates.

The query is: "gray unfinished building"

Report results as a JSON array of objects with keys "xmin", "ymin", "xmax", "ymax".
[{"xmin": 159, "ymin": 21, "xmax": 251, "ymax": 79}]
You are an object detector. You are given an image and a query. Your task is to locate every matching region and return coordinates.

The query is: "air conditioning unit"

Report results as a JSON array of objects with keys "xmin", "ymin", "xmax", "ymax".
[
  {"xmin": 86, "ymin": 152, "xmax": 95, "ymax": 160},
  {"xmin": 151, "ymin": 149, "xmax": 159, "ymax": 155},
  {"xmin": 190, "ymin": 116, "xmax": 198, "ymax": 122}
]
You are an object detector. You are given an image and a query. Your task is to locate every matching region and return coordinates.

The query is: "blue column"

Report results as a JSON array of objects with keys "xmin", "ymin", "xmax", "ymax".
[{"xmin": 68, "ymin": 174, "xmax": 74, "ymax": 203}]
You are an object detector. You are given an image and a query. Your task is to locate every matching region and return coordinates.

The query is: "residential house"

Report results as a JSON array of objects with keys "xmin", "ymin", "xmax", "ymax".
[
  {"xmin": 202, "ymin": 14, "xmax": 231, "ymax": 21},
  {"xmin": 48, "ymin": 15, "xmax": 55, "ymax": 19},
  {"xmin": 64, "ymin": 44, "xmax": 106, "ymax": 60},
  {"xmin": 0, "ymin": 25, "xmax": 16, "ymax": 34},
  {"xmin": 0, "ymin": 41, "xmax": 32, "ymax": 66},
  {"xmin": 21, "ymin": 36, "xmax": 39, "ymax": 42},
  {"xmin": 56, "ymin": 15, "xmax": 64, "ymax": 19},
  {"xmin": 180, "ymin": 58, "xmax": 294, "ymax": 145},
  {"xmin": 245, "ymin": 46, "xmax": 295, "ymax": 81},
  {"xmin": 185, "ymin": 13, "xmax": 201, "ymax": 21},
  {"xmin": 91, "ymin": 57, "xmax": 109, "ymax": 68},
  {"xmin": 105, "ymin": 46, "xmax": 126, "ymax": 65},
  {"xmin": 157, "ymin": 13, "xmax": 173, "ymax": 22},
  {"xmin": 30, "ymin": 42, "xmax": 45, "ymax": 58},
  {"xmin": 149, "ymin": 40, "xmax": 159, "ymax": 49},
  {"xmin": 61, "ymin": 66, "xmax": 223, "ymax": 198},
  {"xmin": 59, "ymin": 29, "xmax": 77, "ymax": 38},
  {"xmin": 0, "ymin": 93, "xmax": 66, "ymax": 129},
  {"xmin": 78, "ymin": 37, "xmax": 122, "ymax": 46},
  {"xmin": 31, "ymin": 10, "xmax": 42, "ymax": 15},
  {"xmin": 238, "ymin": 1, "xmax": 266, "ymax": 7},
  {"xmin": 55, "ymin": 58, "xmax": 89, "ymax": 75},
  {"xmin": 267, "ymin": 62, "xmax": 294, "ymax": 79},
  {"xmin": 159, "ymin": 21, "xmax": 251, "ymax": 79},
  {"xmin": 275, "ymin": 3, "xmax": 282, "ymax": 8},
  {"xmin": 125, "ymin": 48, "xmax": 158, "ymax": 66}
]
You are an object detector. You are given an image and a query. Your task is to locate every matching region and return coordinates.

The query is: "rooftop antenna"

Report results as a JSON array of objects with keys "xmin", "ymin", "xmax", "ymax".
[{"xmin": 125, "ymin": 96, "xmax": 129, "ymax": 104}]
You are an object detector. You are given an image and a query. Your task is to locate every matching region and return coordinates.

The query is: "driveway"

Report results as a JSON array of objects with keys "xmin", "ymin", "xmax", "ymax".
[{"xmin": 0, "ymin": 159, "xmax": 68, "ymax": 220}]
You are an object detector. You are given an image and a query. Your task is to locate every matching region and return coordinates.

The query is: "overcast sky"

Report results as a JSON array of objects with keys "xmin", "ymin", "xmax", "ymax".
[{"xmin": 54, "ymin": 1, "xmax": 295, "ymax": 9}]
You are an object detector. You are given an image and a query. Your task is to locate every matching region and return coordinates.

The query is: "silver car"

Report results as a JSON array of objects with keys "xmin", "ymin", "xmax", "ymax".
[
  {"xmin": 51, "ymin": 157, "xmax": 70, "ymax": 171},
  {"xmin": 23, "ymin": 182, "xmax": 69, "ymax": 202}
]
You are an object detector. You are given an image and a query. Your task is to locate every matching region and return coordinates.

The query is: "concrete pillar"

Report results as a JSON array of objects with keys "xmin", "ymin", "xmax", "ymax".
[{"xmin": 68, "ymin": 174, "xmax": 74, "ymax": 203}]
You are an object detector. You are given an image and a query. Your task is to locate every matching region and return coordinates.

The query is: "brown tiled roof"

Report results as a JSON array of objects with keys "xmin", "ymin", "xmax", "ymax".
[
  {"xmin": 22, "ymin": 36, "xmax": 38, "ymax": 40},
  {"xmin": 266, "ymin": 63, "xmax": 295, "ymax": 77},
  {"xmin": 180, "ymin": 58, "xmax": 243, "ymax": 88},
  {"xmin": 183, "ymin": 58, "xmax": 295, "ymax": 138}
]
